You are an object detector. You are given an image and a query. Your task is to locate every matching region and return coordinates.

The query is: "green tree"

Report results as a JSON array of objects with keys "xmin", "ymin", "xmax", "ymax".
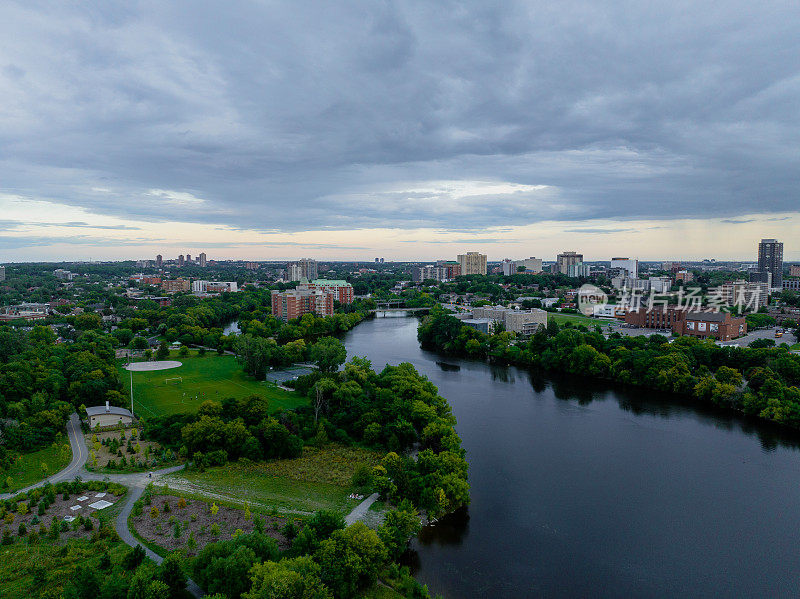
[
  {"xmin": 316, "ymin": 521, "xmax": 387, "ymax": 598},
  {"xmin": 309, "ymin": 337, "xmax": 347, "ymax": 373},
  {"xmin": 245, "ymin": 557, "xmax": 332, "ymax": 599}
]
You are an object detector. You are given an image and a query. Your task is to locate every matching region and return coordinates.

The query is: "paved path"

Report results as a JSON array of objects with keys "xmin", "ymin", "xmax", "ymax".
[
  {"xmin": 0, "ymin": 413, "xmax": 87, "ymax": 500},
  {"xmin": 344, "ymin": 492, "xmax": 379, "ymax": 525}
]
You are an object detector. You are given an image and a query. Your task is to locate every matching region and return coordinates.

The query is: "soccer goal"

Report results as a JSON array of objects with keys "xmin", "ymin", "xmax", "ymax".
[{"xmin": 165, "ymin": 377, "xmax": 183, "ymax": 385}]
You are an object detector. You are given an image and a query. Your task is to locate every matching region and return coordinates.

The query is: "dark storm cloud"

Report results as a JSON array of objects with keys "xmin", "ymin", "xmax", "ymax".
[{"xmin": 0, "ymin": 0, "xmax": 798, "ymax": 233}]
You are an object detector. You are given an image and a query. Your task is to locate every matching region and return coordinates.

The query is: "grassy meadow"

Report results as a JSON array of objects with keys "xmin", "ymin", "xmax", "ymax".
[{"xmin": 119, "ymin": 352, "xmax": 307, "ymax": 418}]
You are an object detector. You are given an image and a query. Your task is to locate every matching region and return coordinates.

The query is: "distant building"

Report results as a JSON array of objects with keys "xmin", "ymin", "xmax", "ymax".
[
  {"xmin": 288, "ymin": 258, "xmax": 318, "ymax": 281},
  {"xmin": 457, "ymin": 252, "xmax": 487, "ymax": 276},
  {"xmin": 610, "ymin": 257, "xmax": 638, "ymax": 279},
  {"xmin": 0, "ymin": 303, "xmax": 49, "ymax": 321},
  {"xmin": 86, "ymin": 401, "xmax": 134, "ymax": 429},
  {"xmin": 556, "ymin": 251, "xmax": 583, "ymax": 275},
  {"xmin": 461, "ymin": 318, "xmax": 494, "ymax": 334},
  {"xmin": 783, "ymin": 279, "xmax": 800, "ymax": 292},
  {"xmin": 649, "ymin": 277, "xmax": 673, "ymax": 293},
  {"xmin": 412, "ymin": 266, "xmax": 449, "ymax": 282},
  {"xmin": 186, "ymin": 254, "xmax": 192, "ymax": 263},
  {"xmin": 54, "ymin": 268, "xmax": 75, "ymax": 280},
  {"xmin": 567, "ymin": 262, "xmax": 591, "ymax": 277},
  {"xmin": 675, "ymin": 270, "xmax": 694, "ymax": 283},
  {"xmin": 0, "ymin": 265, "xmax": 5, "ymax": 282},
  {"xmin": 471, "ymin": 305, "xmax": 548, "ymax": 335},
  {"xmin": 435, "ymin": 261, "xmax": 461, "ymax": 278},
  {"xmin": 661, "ymin": 261, "xmax": 681, "ymax": 272},
  {"xmin": 298, "ymin": 279, "xmax": 354, "ymax": 304},
  {"xmin": 757, "ymin": 238, "xmax": 783, "ymax": 288},
  {"xmin": 192, "ymin": 280, "xmax": 238, "ymax": 294},
  {"xmin": 130, "ymin": 275, "xmax": 162, "ymax": 286},
  {"xmin": 245, "ymin": 262, "xmax": 259, "ymax": 270},
  {"xmin": 718, "ymin": 280, "xmax": 769, "ymax": 309},
  {"xmin": 199, "ymin": 252, "xmax": 207, "ymax": 267},
  {"xmin": 161, "ymin": 278, "xmax": 190, "ymax": 293},
  {"xmin": 271, "ymin": 288, "xmax": 334, "ymax": 321},
  {"xmin": 515, "ymin": 257, "xmax": 543, "ymax": 274},
  {"xmin": 789, "ymin": 265, "xmax": 800, "ymax": 277},
  {"xmin": 156, "ymin": 254, "xmax": 163, "ymax": 268},
  {"xmin": 178, "ymin": 255, "xmax": 185, "ymax": 267}
]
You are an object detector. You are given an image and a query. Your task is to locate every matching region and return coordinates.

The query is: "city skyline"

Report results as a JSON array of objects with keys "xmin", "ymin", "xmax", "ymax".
[{"xmin": 1, "ymin": 2, "xmax": 799, "ymax": 262}]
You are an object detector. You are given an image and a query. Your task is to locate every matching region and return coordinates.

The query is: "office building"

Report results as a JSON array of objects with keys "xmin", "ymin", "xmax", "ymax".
[
  {"xmin": 271, "ymin": 288, "xmax": 334, "ymax": 321},
  {"xmin": 610, "ymin": 257, "xmax": 638, "ymax": 279},
  {"xmin": 757, "ymin": 238, "xmax": 783, "ymax": 287},
  {"xmin": 556, "ymin": 251, "xmax": 583, "ymax": 275},
  {"xmin": 199, "ymin": 253, "xmax": 207, "ymax": 267},
  {"xmin": 192, "ymin": 280, "xmax": 238, "ymax": 294},
  {"xmin": 156, "ymin": 254, "xmax": 163, "ymax": 268},
  {"xmin": 161, "ymin": 278, "xmax": 190, "ymax": 293},
  {"xmin": 457, "ymin": 252, "xmax": 487, "ymax": 276},
  {"xmin": 288, "ymin": 258, "xmax": 318, "ymax": 281},
  {"xmin": 298, "ymin": 279, "xmax": 354, "ymax": 304}
]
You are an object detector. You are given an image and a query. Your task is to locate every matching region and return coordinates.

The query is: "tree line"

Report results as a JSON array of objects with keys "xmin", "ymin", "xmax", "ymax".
[{"xmin": 418, "ymin": 309, "xmax": 800, "ymax": 430}]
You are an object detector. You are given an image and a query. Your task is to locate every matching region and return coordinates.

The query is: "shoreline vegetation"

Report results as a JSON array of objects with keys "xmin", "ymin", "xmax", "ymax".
[{"xmin": 418, "ymin": 308, "xmax": 800, "ymax": 431}]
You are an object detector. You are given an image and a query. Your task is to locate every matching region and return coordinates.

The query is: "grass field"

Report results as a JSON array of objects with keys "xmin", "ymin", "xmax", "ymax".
[
  {"xmin": 119, "ymin": 352, "xmax": 307, "ymax": 418},
  {"xmin": 163, "ymin": 444, "xmax": 382, "ymax": 515},
  {"xmin": 548, "ymin": 312, "xmax": 614, "ymax": 328},
  {"xmin": 2, "ymin": 440, "xmax": 70, "ymax": 493}
]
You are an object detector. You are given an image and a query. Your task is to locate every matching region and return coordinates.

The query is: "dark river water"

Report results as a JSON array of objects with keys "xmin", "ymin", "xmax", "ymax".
[{"xmin": 343, "ymin": 314, "xmax": 800, "ymax": 598}]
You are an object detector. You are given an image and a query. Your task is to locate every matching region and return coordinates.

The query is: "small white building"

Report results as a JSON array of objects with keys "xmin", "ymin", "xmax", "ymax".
[{"xmin": 86, "ymin": 401, "xmax": 134, "ymax": 429}]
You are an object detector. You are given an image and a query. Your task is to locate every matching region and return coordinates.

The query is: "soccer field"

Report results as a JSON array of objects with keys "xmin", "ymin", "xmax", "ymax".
[{"xmin": 119, "ymin": 353, "xmax": 307, "ymax": 418}]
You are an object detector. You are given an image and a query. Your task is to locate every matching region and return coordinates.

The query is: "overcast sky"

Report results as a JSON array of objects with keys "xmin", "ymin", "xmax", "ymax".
[{"xmin": 1, "ymin": 1, "xmax": 798, "ymax": 262}]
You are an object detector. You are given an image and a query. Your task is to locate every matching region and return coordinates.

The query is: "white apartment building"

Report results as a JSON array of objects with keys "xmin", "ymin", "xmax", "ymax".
[
  {"xmin": 192, "ymin": 280, "xmax": 239, "ymax": 294},
  {"xmin": 457, "ymin": 252, "xmax": 487, "ymax": 276}
]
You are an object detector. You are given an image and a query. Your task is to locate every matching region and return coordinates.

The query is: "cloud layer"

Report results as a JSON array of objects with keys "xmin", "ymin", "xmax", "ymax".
[{"xmin": 0, "ymin": 1, "xmax": 798, "ymax": 258}]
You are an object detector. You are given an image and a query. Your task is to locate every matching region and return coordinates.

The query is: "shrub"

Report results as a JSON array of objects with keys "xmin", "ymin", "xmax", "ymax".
[
  {"xmin": 211, "ymin": 523, "xmax": 220, "ymax": 537},
  {"xmin": 17, "ymin": 523, "xmax": 27, "ymax": 536},
  {"xmin": 177, "ymin": 498, "xmax": 187, "ymax": 509},
  {"xmin": 210, "ymin": 503, "xmax": 219, "ymax": 516},
  {"xmin": 83, "ymin": 518, "xmax": 94, "ymax": 531},
  {"xmin": 150, "ymin": 506, "xmax": 159, "ymax": 519},
  {"xmin": 163, "ymin": 501, "xmax": 171, "ymax": 513}
]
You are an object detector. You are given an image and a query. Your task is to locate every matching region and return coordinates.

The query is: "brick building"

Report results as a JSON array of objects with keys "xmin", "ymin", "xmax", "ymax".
[
  {"xmin": 161, "ymin": 278, "xmax": 190, "ymax": 293},
  {"xmin": 271, "ymin": 289, "xmax": 334, "ymax": 321},
  {"xmin": 624, "ymin": 307, "xmax": 746, "ymax": 341}
]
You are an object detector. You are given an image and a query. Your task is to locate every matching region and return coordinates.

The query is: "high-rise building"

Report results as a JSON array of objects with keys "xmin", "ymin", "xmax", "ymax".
[
  {"xmin": 178, "ymin": 254, "xmax": 185, "ymax": 267},
  {"xmin": 199, "ymin": 252, "xmax": 207, "ymax": 267},
  {"xmin": 567, "ymin": 263, "xmax": 591, "ymax": 277},
  {"xmin": 288, "ymin": 258, "xmax": 318, "ymax": 281},
  {"xmin": 156, "ymin": 254, "xmax": 163, "ymax": 268},
  {"xmin": 556, "ymin": 251, "xmax": 583, "ymax": 275},
  {"xmin": 610, "ymin": 257, "xmax": 638, "ymax": 279},
  {"xmin": 457, "ymin": 252, "xmax": 487, "ymax": 276},
  {"xmin": 298, "ymin": 279, "xmax": 354, "ymax": 304},
  {"xmin": 186, "ymin": 254, "xmax": 192, "ymax": 263},
  {"xmin": 757, "ymin": 239, "xmax": 783, "ymax": 287}
]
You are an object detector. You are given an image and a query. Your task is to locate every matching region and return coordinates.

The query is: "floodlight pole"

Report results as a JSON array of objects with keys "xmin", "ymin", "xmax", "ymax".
[{"xmin": 130, "ymin": 362, "xmax": 134, "ymax": 418}]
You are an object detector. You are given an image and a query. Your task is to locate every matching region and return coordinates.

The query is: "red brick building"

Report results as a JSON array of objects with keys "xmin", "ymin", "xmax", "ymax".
[
  {"xmin": 297, "ymin": 280, "xmax": 354, "ymax": 304},
  {"xmin": 271, "ymin": 289, "xmax": 335, "ymax": 321},
  {"xmin": 624, "ymin": 307, "xmax": 746, "ymax": 341}
]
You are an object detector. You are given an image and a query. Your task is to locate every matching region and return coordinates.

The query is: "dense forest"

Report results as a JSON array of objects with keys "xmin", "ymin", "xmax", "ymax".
[{"xmin": 418, "ymin": 309, "xmax": 800, "ymax": 429}]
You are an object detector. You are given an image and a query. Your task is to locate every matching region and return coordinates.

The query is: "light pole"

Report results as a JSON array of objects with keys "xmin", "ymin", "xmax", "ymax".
[{"xmin": 128, "ymin": 354, "xmax": 134, "ymax": 418}]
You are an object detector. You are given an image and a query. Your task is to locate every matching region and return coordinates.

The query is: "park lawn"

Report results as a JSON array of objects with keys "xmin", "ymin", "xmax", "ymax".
[
  {"xmin": 2, "ymin": 440, "xmax": 70, "ymax": 493},
  {"xmin": 119, "ymin": 353, "xmax": 307, "ymax": 418},
  {"xmin": 548, "ymin": 312, "xmax": 612, "ymax": 328},
  {"xmin": 163, "ymin": 444, "xmax": 382, "ymax": 516},
  {"xmin": 0, "ymin": 538, "xmax": 143, "ymax": 599}
]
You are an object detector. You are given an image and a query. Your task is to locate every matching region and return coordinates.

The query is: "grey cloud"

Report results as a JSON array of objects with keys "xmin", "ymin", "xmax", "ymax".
[
  {"xmin": 0, "ymin": 220, "xmax": 141, "ymax": 230},
  {"xmin": 720, "ymin": 219, "xmax": 756, "ymax": 224},
  {"xmin": 0, "ymin": 0, "xmax": 798, "ymax": 235}
]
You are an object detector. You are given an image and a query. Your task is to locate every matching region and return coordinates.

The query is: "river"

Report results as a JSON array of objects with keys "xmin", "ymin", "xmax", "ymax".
[{"xmin": 343, "ymin": 313, "xmax": 800, "ymax": 598}]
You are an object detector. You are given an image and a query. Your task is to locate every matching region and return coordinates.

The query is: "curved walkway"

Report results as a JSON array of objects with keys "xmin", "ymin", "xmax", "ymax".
[{"xmin": 1, "ymin": 414, "xmax": 203, "ymax": 597}]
